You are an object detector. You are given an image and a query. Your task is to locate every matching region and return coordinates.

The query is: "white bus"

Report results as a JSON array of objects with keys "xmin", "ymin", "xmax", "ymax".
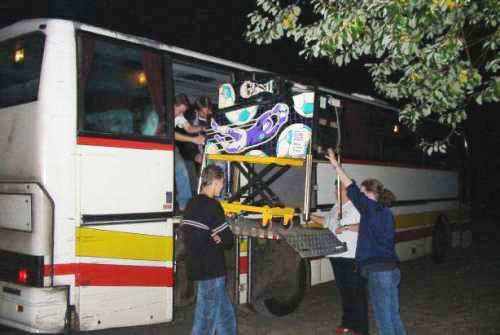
[{"xmin": 0, "ymin": 19, "xmax": 470, "ymax": 333}]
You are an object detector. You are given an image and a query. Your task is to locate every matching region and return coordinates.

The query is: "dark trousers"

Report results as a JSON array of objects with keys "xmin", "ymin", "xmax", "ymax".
[{"xmin": 330, "ymin": 258, "xmax": 369, "ymax": 335}]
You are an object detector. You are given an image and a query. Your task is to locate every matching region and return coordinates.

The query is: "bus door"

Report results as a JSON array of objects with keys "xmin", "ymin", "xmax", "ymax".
[{"xmin": 74, "ymin": 32, "xmax": 175, "ymax": 330}]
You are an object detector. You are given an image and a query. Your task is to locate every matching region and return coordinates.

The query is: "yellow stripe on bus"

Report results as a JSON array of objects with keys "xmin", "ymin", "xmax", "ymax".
[
  {"xmin": 395, "ymin": 212, "xmax": 439, "ymax": 230},
  {"xmin": 239, "ymin": 238, "xmax": 248, "ymax": 253},
  {"xmin": 76, "ymin": 227, "xmax": 173, "ymax": 261},
  {"xmin": 394, "ymin": 209, "xmax": 463, "ymax": 230}
]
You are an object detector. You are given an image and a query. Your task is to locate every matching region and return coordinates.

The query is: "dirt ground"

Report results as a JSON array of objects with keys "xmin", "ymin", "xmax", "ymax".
[{"xmin": 1, "ymin": 219, "xmax": 499, "ymax": 335}]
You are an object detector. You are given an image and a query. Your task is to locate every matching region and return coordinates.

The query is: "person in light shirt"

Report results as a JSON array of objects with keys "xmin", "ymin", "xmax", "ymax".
[
  {"xmin": 310, "ymin": 181, "xmax": 369, "ymax": 335},
  {"xmin": 172, "ymin": 94, "xmax": 204, "ymax": 211}
]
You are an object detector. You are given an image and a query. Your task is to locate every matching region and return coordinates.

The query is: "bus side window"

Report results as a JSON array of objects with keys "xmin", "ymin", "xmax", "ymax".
[
  {"xmin": 77, "ymin": 33, "xmax": 169, "ymax": 140},
  {"xmin": 0, "ymin": 33, "xmax": 45, "ymax": 109},
  {"xmin": 341, "ymin": 100, "xmax": 371, "ymax": 160}
]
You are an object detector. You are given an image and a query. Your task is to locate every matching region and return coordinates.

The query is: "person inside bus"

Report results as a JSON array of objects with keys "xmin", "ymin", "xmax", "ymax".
[
  {"xmin": 309, "ymin": 181, "xmax": 369, "ymax": 335},
  {"xmin": 325, "ymin": 148, "xmax": 407, "ymax": 335},
  {"xmin": 190, "ymin": 96, "xmax": 213, "ymax": 162},
  {"xmin": 130, "ymin": 97, "xmax": 160, "ymax": 136},
  {"xmin": 178, "ymin": 96, "xmax": 214, "ymax": 194},
  {"xmin": 173, "ymin": 94, "xmax": 205, "ymax": 211},
  {"xmin": 180, "ymin": 164, "xmax": 236, "ymax": 335}
]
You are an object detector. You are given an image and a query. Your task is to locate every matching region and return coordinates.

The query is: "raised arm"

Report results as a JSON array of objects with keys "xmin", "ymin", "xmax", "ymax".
[
  {"xmin": 345, "ymin": 183, "xmax": 372, "ymax": 214},
  {"xmin": 325, "ymin": 149, "xmax": 352, "ymax": 188},
  {"xmin": 325, "ymin": 149, "xmax": 371, "ymax": 213}
]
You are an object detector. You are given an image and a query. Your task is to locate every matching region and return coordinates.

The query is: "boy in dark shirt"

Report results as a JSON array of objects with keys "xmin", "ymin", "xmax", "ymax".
[{"xmin": 181, "ymin": 164, "xmax": 236, "ymax": 335}]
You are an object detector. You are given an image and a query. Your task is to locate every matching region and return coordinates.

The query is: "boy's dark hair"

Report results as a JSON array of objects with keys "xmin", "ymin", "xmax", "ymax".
[
  {"xmin": 200, "ymin": 164, "xmax": 224, "ymax": 189},
  {"xmin": 174, "ymin": 94, "xmax": 190, "ymax": 108},
  {"xmin": 193, "ymin": 96, "xmax": 212, "ymax": 111}
]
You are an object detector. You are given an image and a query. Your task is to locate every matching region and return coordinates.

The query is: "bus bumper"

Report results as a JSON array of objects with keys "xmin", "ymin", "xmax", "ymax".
[{"xmin": 0, "ymin": 281, "xmax": 68, "ymax": 333}]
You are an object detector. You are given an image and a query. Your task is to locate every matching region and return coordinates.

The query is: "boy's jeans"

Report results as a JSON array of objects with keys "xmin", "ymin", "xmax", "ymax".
[
  {"xmin": 174, "ymin": 148, "xmax": 192, "ymax": 210},
  {"xmin": 368, "ymin": 268, "xmax": 407, "ymax": 335},
  {"xmin": 192, "ymin": 276, "xmax": 236, "ymax": 335}
]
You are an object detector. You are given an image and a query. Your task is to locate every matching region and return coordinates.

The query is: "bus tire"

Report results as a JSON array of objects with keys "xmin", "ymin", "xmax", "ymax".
[
  {"xmin": 432, "ymin": 215, "xmax": 450, "ymax": 264},
  {"xmin": 254, "ymin": 258, "xmax": 308, "ymax": 317}
]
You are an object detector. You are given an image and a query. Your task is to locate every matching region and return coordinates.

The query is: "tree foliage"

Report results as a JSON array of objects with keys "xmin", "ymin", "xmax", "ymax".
[{"xmin": 246, "ymin": 0, "xmax": 499, "ymax": 153}]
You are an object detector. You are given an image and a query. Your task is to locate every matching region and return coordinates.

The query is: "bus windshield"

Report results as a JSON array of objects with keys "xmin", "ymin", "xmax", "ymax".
[
  {"xmin": 0, "ymin": 33, "xmax": 45, "ymax": 109},
  {"xmin": 78, "ymin": 33, "xmax": 170, "ymax": 140}
]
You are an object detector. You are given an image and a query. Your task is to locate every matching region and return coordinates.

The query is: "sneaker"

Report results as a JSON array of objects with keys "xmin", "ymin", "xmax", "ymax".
[{"xmin": 335, "ymin": 328, "xmax": 361, "ymax": 335}]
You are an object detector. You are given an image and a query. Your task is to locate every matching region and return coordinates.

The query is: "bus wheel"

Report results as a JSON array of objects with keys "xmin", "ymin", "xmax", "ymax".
[
  {"xmin": 254, "ymin": 255, "xmax": 307, "ymax": 317},
  {"xmin": 432, "ymin": 215, "xmax": 450, "ymax": 264}
]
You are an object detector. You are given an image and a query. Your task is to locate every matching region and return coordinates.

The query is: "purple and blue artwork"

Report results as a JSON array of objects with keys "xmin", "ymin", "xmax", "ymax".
[
  {"xmin": 209, "ymin": 84, "xmax": 316, "ymax": 159},
  {"xmin": 210, "ymin": 103, "xmax": 289, "ymax": 154}
]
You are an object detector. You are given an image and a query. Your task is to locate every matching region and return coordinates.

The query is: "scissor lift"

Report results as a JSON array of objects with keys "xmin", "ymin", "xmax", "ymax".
[
  {"xmin": 201, "ymin": 152, "xmax": 346, "ymax": 259},
  {"xmin": 207, "ymin": 154, "xmax": 301, "ymax": 228}
]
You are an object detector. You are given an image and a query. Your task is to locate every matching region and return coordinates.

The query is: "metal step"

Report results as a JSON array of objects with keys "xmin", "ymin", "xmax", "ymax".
[{"xmin": 229, "ymin": 216, "xmax": 347, "ymax": 258}]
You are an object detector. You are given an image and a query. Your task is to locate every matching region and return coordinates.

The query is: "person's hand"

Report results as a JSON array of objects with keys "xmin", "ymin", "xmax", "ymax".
[
  {"xmin": 306, "ymin": 221, "xmax": 324, "ymax": 229},
  {"xmin": 195, "ymin": 153, "xmax": 203, "ymax": 164},
  {"xmin": 192, "ymin": 135, "xmax": 205, "ymax": 145},
  {"xmin": 335, "ymin": 226, "xmax": 345, "ymax": 234},
  {"xmin": 344, "ymin": 224, "xmax": 359, "ymax": 232},
  {"xmin": 310, "ymin": 214, "xmax": 322, "ymax": 221},
  {"xmin": 212, "ymin": 234, "xmax": 222, "ymax": 244},
  {"xmin": 325, "ymin": 148, "xmax": 339, "ymax": 168}
]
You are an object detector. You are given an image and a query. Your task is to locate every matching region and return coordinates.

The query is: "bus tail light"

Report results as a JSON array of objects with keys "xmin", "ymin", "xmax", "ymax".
[
  {"xmin": 17, "ymin": 268, "xmax": 29, "ymax": 284},
  {"xmin": 0, "ymin": 250, "xmax": 44, "ymax": 287}
]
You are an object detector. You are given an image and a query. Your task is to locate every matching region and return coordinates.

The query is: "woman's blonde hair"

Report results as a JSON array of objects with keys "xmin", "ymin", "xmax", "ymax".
[{"xmin": 361, "ymin": 179, "xmax": 396, "ymax": 207}]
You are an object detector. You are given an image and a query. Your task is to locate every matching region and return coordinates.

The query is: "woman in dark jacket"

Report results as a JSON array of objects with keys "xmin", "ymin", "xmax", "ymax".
[{"xmin": 326, "ymin": 149, "xmax": 406, "ymax": 335}]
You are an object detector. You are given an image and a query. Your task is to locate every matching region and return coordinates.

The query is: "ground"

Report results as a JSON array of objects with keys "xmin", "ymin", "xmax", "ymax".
[{"xmin": 1, "ymin": 219, "xmax": 499, "ymax": 335}]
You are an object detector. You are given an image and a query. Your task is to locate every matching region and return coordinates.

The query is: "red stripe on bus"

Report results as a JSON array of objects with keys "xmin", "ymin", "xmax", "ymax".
[
  {"xmin": 395, "ymin": 226, "xmax": 433, "ymax": 243},
  {"xmin": 44, "ymin": 263, "xmax": 76, "ymax": 276},
  {"xmin": 77, "ymin": 136, "xmax": 174, "ymax": 151},
  {"xmin": 44, "ymin": 263, "xmax": 173, "ymax": 287},
  {"xmin": 239, "ymin": 256, "xmax": 249, "ymax": 275},
  {"xmin": 342, "ymin": 158, "xmax": 452, "ymax": 171}
]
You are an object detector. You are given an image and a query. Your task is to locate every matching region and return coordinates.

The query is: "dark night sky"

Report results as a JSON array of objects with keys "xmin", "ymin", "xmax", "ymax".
[
  {"xmin": 1, "ymin": 0, "xmax": 499, "ymax": 215},
  {"xmin": 0, "ymin": 0, "xmax": 375, "ymax": 95}
]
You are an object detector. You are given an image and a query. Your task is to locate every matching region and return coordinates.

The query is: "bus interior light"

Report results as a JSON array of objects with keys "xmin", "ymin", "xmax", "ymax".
[
  {"xmin": 14, "ymin": 48, "xmax": 25, "ymax": 63},
  {"xmin": 137, "ymin": 71, "xmax": 147, "ymax": 86}
]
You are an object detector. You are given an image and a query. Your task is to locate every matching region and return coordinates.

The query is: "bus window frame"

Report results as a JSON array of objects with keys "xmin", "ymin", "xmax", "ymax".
[
  {"xmin": 338, "ymin": 96, "xmax": 457, "ymax": 171},
  {"xmin": 75, "ymin": 30, "xmax": 174, "ymax": 145},
  {"xmin": 170, "ymin": 54, "xmax": 237, "ymax": 111},
  {"xmin": 0, "ymin": 31, "xmax": 46, "ymax": 109}
]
